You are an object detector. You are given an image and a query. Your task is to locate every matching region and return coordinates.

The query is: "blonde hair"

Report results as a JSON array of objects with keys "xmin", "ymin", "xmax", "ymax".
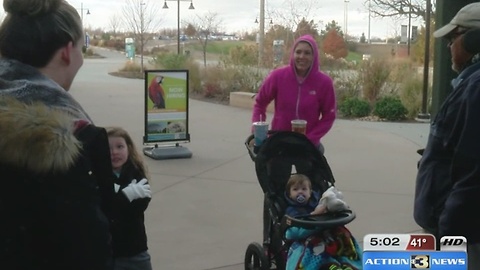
[
  {"xmin": 0, "ymin": 0, "xmax": 82, "ymax": 67},
  {"xmin": 106, "ymin": 127, "xmax": 149, "ymax": 179},
  {"xmin": 286, "ymin": 174, "xmax": 312, "ymax": 193}
]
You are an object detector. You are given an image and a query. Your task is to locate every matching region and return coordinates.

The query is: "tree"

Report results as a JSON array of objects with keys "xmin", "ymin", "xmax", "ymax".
[
  {"xmin": 322, "ymin": 29, "xmax": 348, "ymax": 59},
  {"xmin": 228, "ymin": 45, "xmax": 258, "ymax": 66},
  {"xmin": 264, "ymin": 24, "xmax": 295, "ymax": 66},
  {"xmin": 271, "ymin": 0, "xmax": 322, "ymax": 44},
  {"xmin": 109, "ymin": 14, "xmax": 122, "ymax": 36},
  {"xmin": 184, "ymin": 23, "xmax": 196, "ymax": 37},
  {"xmin": 122, "ymin": 0, "xmax": 162, "ymax": 72},
  {"xmin": 294, "ymin": 18, "xmax": 319, "ymax": 38},
  {"xmin": 411, "ymin": 21, "xmax": 435, "ymax": 64},
  {"xmin": 321, "ymin": 20, "xmax": 343, "ymax": 38},
  {"xmin": 188, "ymin": 12, "xmax": 223, "ymax": 67},
  {"xmin": 365, "ymin": 0, "xmax": 436, "ymax": 22}
]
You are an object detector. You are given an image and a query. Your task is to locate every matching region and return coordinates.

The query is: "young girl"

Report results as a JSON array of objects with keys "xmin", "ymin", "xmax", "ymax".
[{"xmin": 107, "ymin": 127, "xmax": 152, "ymax": 270}]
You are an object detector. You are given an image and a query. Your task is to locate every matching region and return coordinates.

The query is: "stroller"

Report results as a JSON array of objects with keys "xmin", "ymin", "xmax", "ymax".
[{"xmin": 244, "ymin": 131, "xmax": 360, "ymax": 270}]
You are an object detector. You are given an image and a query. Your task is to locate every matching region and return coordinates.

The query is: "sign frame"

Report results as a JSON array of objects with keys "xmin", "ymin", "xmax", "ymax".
[{"xmin": 143, "ymin": 69, "xmax": 190, "ymax": 145}]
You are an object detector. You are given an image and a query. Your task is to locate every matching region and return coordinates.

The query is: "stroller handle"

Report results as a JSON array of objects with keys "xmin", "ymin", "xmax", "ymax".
[
  {"xmin": 245, "ymin": 134, "xmax": 257, "ymax": 161},
  {"xmin": 245, "ymin": 131, "xmax": 282, "ymax": 162},
  {"xmin": 282, "ymin": 210, "xmax": 356, "ymax": 230}
]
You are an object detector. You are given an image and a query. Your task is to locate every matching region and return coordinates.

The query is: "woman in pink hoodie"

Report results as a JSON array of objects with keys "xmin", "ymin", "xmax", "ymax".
[{"xmin": 252, "ymin": 35, "xmax": 336, "ymax": 152}]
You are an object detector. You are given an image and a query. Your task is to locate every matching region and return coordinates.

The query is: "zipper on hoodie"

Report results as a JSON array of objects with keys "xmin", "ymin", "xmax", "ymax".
[
  {"xmin": 295, "ymin": 84, "xmax": 301, "ymax": 119},
  {"xmin": 295, "ymin": 77, "xmax": 305, "ymax": 119}
]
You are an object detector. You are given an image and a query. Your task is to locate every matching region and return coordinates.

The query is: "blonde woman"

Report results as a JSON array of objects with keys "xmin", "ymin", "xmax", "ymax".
[{"xmin": 0, "ymin": 0, "xmax": 114, "ymax": 269}]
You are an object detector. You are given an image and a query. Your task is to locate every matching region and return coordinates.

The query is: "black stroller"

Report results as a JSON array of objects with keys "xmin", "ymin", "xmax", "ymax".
[{"xmin": 243, "ymin": 131, "xmax": 356, "ymax": 270}]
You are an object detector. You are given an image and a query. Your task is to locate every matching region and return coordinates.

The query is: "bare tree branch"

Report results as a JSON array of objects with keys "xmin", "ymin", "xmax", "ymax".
[
  {"xmin": 122, "ymin": 0, "xmax": 163, "ymax": 72},
  {"xmin": 109, "ymin": 14, "xmax": 123, "ymax": 35},
  {"xmin": 365, "ymin": 0, "xmax": 436, "ymax": 21},
  {"xmin": 187, "ymin": 12, "xmax": 223, "ymax": 67},
  {"xmin": 270, "ymin": 0, "xmax": 321, "ymax": 44}
]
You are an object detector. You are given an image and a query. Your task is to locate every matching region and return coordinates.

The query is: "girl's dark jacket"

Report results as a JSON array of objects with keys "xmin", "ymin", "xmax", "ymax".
[
  {"xmin": 111, "ymin": 160, "xmax": 150, "ymax": 258},
  {"xmin": 0, "ymin": 59, "xmax": 115, "ymax": 270}
]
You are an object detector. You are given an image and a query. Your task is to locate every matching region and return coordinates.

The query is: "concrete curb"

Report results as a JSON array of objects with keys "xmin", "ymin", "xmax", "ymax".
[{"xmin": 229, "ymin": 91, "xmax": 274, "ymax": 112}]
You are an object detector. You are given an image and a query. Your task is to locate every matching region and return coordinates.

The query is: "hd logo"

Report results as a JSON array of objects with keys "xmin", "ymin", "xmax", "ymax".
[{"xmin": 411, "ymin": 255, "xmax": 430, "ymax": 269}]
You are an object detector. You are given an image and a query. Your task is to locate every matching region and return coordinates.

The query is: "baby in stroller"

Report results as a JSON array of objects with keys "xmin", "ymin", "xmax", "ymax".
[
  {"xmin": 284, "ymin": 174, "xmax": 362, "ymax": 270},
  {"xmin": 244, "ymin": 131, "xmax": 362, "ymax": 270}
]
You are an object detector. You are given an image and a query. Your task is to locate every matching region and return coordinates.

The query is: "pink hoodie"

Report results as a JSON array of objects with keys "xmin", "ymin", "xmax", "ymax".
[{"xmin": 252, "ymin": 35, "xmax": 336, "ymax": 146}]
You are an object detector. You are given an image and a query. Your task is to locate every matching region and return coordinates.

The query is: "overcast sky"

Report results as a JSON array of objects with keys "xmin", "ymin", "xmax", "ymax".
[{"xmin": 69, "ymin": 0, "xmax": 424, "ymax": 39}]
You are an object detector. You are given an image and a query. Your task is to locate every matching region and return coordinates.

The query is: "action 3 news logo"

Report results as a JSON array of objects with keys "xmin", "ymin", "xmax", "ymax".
[
  {"xmin": 411, "ymin": 255, "xmax": 430, "ymax": 269},
  {"xmin": 410, "ymin": 254, "xmax": 466, "ymax": 269}
]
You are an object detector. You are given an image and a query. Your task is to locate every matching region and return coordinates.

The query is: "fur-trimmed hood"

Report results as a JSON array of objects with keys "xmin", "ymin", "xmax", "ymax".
[
  {"xmin": 0, "ymin": 97, "xmax": 82, "ymax": 174},
  {"xmin": 0, "ymin": 58, "xmax": 93, "ymax": 174}
]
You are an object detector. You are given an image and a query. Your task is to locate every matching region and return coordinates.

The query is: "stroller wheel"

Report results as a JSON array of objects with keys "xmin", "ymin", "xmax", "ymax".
[{"xmin": 244, "ymin": 242, "xmax": 269, "ymax": 270}]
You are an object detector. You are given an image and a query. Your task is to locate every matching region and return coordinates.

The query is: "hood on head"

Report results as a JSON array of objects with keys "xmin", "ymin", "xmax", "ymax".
[
  {"xmin": 289, "ymin": 34, "xmax": 320, "ymax": 77},
  {"xmin": 0, "ymin": 97, "xmax": 82, "ymax": 174}
]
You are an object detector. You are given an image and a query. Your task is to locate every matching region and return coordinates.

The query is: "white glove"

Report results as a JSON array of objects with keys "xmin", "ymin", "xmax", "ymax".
[{"xmin": 122, "ymin": 178, "xmax": 152, "ymax": 202}]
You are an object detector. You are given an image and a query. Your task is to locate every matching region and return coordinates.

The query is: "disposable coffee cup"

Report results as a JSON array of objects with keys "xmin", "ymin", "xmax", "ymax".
[
  {"xmin": 291, "ymin": 119, "xmax": 307, "ymax": 135},
  {"xmin": 253, "ymin": 121, "xmax": 269, "ymax": 146}
]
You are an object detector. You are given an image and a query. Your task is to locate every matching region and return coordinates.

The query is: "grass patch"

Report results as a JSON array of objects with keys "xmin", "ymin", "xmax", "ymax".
[
  {"xmin": 346, "ymin": 51, "xmax": 362, "ymax": 62},
  {"xmin": 185, "ymin": 41, "xmax": 251, "ymax": 55}
]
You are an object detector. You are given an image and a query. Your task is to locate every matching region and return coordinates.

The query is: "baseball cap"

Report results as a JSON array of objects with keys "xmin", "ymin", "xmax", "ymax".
[{"xmin": 434, "ymin": 2, "xmax": 480, "ymax": 38}]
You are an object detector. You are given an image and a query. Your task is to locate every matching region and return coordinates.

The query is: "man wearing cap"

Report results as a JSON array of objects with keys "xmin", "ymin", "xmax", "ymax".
[{"xmin": 414, "ymin": 3, "xmax": 480, "ymax": 269}]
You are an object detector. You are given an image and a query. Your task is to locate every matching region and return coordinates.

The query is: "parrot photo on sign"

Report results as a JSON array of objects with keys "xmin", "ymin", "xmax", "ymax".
[{"xmin": 148, "ymin": 75, "xmax": 166, "ymax": 109}]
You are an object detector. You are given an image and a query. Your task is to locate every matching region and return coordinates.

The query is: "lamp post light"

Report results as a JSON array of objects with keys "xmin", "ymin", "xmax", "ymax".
[
  {"xmin": 255, "ymin": 17, "xmax": 273, "ymax": 25},
  {"xmin": 162, "ymin": 0, "xmax": 195, "ymax": 55},
  {"xmin": 255, "ymin": 13, "xmax": 272, "ymax": 67}
]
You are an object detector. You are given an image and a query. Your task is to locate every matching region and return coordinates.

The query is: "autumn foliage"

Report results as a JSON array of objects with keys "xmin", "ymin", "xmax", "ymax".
[{"xmin": 322, "ymin": 29, "xmax": 348, "ymax": 59}]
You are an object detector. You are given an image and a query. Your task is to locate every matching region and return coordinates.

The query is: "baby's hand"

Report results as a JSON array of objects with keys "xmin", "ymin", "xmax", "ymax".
[{"xmin": 311, "ymin": 204, "xmax": 327, "ymax": 215}]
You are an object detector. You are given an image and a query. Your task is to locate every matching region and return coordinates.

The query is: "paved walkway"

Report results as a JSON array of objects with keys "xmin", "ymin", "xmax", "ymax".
[{"xmin": 71, "ymin": 48, "xmax": 430, "ymax": 270}]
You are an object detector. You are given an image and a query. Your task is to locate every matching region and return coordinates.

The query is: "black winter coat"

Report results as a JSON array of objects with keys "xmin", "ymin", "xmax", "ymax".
[
  {"xmin": 111, "ymin": 160, "xmax": 150, "ymax": 257},
  {"xmin": 0, "ymin": 99, "xmax": 115, "ymax": 270}
]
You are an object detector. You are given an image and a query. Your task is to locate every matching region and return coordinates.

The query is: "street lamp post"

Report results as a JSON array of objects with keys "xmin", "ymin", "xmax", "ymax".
[
  {"xmin": 140, "ymin": 2, "xmax": 145, "ymax": 72},
  {"xmin": 163, "ymin": 0, "xmax": 195, "ymax": 55},
  {"xmin": 258, "ymin": 0, "xmax": 265, "ymax": 67},
  {"xmin": 344, "ymin": 0, "xmax": 349, "ymax": 38},
  {"xmin": 368, "ymin": 0, "xmax": 371, "ymax": 43},
  {"xmin": 407, "ymin": 0, "xmax": 412, "ymax": 56},
  {"xmin": 417, "ymin": 0, "xmax": 431, "ymax": 121},
  {"xmin": 78, "ymin": 3, "xmax": 90, "ymax": 48}
]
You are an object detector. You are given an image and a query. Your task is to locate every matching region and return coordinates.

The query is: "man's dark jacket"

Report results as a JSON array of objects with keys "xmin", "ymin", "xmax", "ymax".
[{"xmin": 415, "ymin": 61, "xmax": 480, "ymax": 244}]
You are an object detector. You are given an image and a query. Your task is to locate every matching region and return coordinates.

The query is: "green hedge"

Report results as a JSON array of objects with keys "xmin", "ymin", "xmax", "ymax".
[{"xmin": 373, "ymin": 96, "xmax": 408, "ymax": 121}]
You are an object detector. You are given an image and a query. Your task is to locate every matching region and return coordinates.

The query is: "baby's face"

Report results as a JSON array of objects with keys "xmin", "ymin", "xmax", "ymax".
[{"xmin": 289, "ymin": 183, "xmax": 312, "ymax": 203}]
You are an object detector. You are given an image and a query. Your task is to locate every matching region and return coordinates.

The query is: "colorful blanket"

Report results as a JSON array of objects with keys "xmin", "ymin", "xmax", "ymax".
[{"xmin": 286, "ymin": 226, "xmax": 362, "ymax": 270}]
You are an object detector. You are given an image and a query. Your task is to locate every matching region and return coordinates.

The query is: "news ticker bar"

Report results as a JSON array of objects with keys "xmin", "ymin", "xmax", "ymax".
[
  {"xmin": 363, "ymin": 234, "xmax": 467, "ymax": 251},
  {"xmin": 363, "ymin": 251, "xmax": 467, "ymax": 270}
]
